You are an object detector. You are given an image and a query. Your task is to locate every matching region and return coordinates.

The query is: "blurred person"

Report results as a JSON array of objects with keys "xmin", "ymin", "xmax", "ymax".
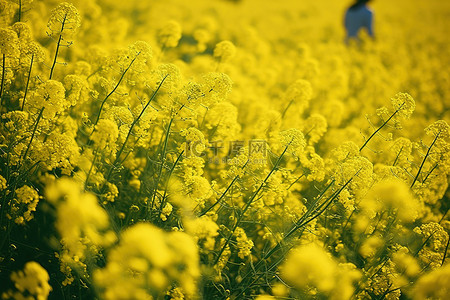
[{"xmin": 344, "ymin": 0, "xmax": 374, "ymax": 43}]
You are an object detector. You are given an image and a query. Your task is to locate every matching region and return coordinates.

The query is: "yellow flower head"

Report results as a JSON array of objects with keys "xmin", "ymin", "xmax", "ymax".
[
  {"xmin": 47, "ymin": 2, "xmax": 81, "ymax": 38},
  {"xmin": 214, "ymin": 40, "xmax": 237, "ymax": 62},
  {"xmin": 391, "ymin": 92, "xmax": 415, "ymax": 119},
  {"xmin": 158, "ymin": 20, "xmax": 182, "ymax": 48},
  {"xmin": 94, "ymin": 223, "xmax": 199, "ymax": 298},
  {"xmin": 362, "ymin": 178, "xmax": 420, "ymax": 223},
  {"xmin": 285, "ymin": 79, "xmax": 313, "ymax": 106},
  {"xmin": 91, "ymin": 119, "xmax": 119, "ymax": 153},
  {"xmin": 47, "ymin": 2, "xmax": 81, "ymax": 39},
  {"xmin": 0, "ymin": 175, "xmax": 6, "ymax": 191},
  {"xmin": 281, "ymin": 243, "xmax": 337, "ymax": 293},
  {"xmin": 3, "ymin": 262, "xmax": 52, "ymax": 300},
  {"xmin": 0, "ymin": 27, "xmax": 19, "ymax": 56},
  {"xmin": 411, "ymin": 263, "xmax": 450, "ymax": 299},
  {"xmin": 279, "ymin": 128, "xmax": 306, "ymax": 156},
  {"xmin": 200, "ymin": 72, "xmax": 233, "ymax": 105},
  {"xmin": 28, "ymin": 80, "xmax": 68, "ymax": 119},
  {"xmin": 425, "ymin": 120, "xmax": 450, "ymax": 139},
  {"xmin": 359, "ymin": 235, "xmax": 384, "ymax": 259},
  {"xmin": 12, "ymin": 22, "xmax": 33, "ymax": 42},
  {"xmin": 11, "ymin": 185, "xmax": 40, "ymax": 225}
]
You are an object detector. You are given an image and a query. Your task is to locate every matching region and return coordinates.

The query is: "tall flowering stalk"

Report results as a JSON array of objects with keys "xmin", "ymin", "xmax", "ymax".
[
  {"xmin": 360, "ymin": 93, "xmax": 415, "ymax": 151},
  {"xmin": 47, "ymin": 2, "xmax": 80, "ymax": 79}
]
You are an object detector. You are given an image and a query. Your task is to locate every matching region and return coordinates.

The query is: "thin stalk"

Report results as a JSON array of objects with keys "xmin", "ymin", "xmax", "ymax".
[
  {"xmin": 200, "ymin": 160, "xmax": 249, "ymax": 217},
  {"xmin": 199, "ymin": 106, "xmax": 209, "ymax": 130},
  {"xmin": 281, "ymin": 99, "xmax": 294, "ymax": 118},
  {"xmin": 112, "ymin": 74, "xmax": 167, "ymax": 168},
  {"xmin": 411, "ymin": 132, "xmax": 440, "ymax": 188},
  {"xmin": 236, "ymin": 173, "xmax": 358, "ymax": 299},
  {"xmin": 21, "ymin": 54, "xmax": 34, "ymax": 110},
  {"xmin": 0, "ymin": 54, "xmax": 5, "ymax": 105},
  {"xmin": 49, "ymin": 15, "xmax": 66, "ymax": 79},
  {"xmin": 342, "ymin": 209, "xmax": 355, "ymax": 234},
  {"xmin": 213, "ymin": 143, "xmax": 290, "ymax": 266},
  {"xmin": 92, "ymin": 52, "xmax": 141, "ymax": 128},
  {"xmin": 352, "ymin": 258, "xmax": 390, "ymax": 298},
  {"xmin": 148, "ymin": 102, "xmax": 187, "ymax": 212},
  {"xmin": 288, "ymin": 179, "xmax": 336, "ymax": 232},
  {"xmin": 84, "ymin": 148, "xmax": 99, "ymax": 190},
  {"xmin": 286, "ymin": 173, "xmax": 357, "ymax": 242},
  {"xmin": 200, "ymin": 175, "xmax": 240, "ymax": 217},
  {"xmin": 18, "ymin": 0, "xmax": 22, "ymax": 22},
  {"xmin": 413, "ymin": 231, "xmax": 436, "ymax": 258},
  {"xmin": 377, "ymin": 283, "xmax": 394, "ymax": 300},
  {"xmin": 439, "ymin": 208, "xmax": 449, "ymax": 224},
  {"xmin": 442, "ymin": 235, "xmax": 449, "ymax": 266},
  {"xmin": 360, "ymin": 103, "xmax": 404, "ymax": 152},
  {"xmin": 391, "ymin": 145, "xmax": 403, "ymax": 166},
  {"xmin": 13, "ymin": 160, "xmax": 41, "ymax": 185},
  {"xmin": 237, "ymin": 179, "xmax": 334, "ymax": 277},
  {"xmin": 21, "ymin": 107, "xmax": 44, "ymax": 164},
  {"xmin": 158, "ymin": 150, "xmax": 185, "ymax": 216},
  {"xmin": 98, "ymin": 75, "xmax": 165, "ymax": 200},
  {"xmin": 286, "ymin": 173, "xmax": 304, "ymax": 190},
  {"xmin": 149, "ymin": 117, "xmax": 174, "ymax": 211},
  {"xmin": 422, "ymin": 163, "xmax": 438, "ymax": 185}
]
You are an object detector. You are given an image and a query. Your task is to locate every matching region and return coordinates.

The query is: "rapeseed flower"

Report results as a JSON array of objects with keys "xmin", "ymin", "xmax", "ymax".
[{"xmin": 2, "ymin": 261, "xmax": 52, "ymax": 300}]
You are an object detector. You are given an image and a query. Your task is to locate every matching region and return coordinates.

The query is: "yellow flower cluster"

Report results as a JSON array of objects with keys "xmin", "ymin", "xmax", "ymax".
[
  {"xmin": 235, "ymin": 227, "xmax": 254, "ymax": 259},
  {"xmin": 0, "ymin": 0, "xmax": 448, "ymax": 299},
  {"xmin": 281, "ymin": 243, "xmax": 361, "ymax": 299},
  {"xmin": 411, "ymin": 263, "xmax": 450, "ymax": 299},
  {"xmin": 26, "ymin": 80, "xmax": 68, "ymax": 119},
  {"xmin": 2, "ymin": 261, "xmax": 52, "ymax": 300},
  {"xmin": 94, "ymin": 223, "xmax": 199, "ymax": 299},
  {"xmin": 8, "ymin": 185, "xmax": 40, "ymax": 225},
  {"xmin": 46, "ymin": 2, "xmax": 81, "ymax": 39},
  {"xmin": 158, "ymin": 20, "xmax": 182, "ymax": 49},
  {"xmin": 360, "ymin": 178, "xmax": 420, "ymax": 223},
  {"xmin": 45, "ymin": 178, "xmax": 116, "ymax": 284},
  {"xmin": 214, "ymin": 40, "xmax": 237, "ymax": 63},
  {"xmin": 185, "ymin": 214, "xmax": 219, "ymax": 251}
]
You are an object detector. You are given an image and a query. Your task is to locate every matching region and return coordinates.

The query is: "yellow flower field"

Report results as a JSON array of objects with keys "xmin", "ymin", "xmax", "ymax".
[{"xmin": 0, "ymin": 0, "xmax": 449, "ymax": 299}]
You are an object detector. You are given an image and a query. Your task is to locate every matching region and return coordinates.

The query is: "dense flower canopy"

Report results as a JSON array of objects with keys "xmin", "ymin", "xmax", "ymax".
[{"xmin": 0, "ymin": 0, "xmax": 449, "ymax": 299}]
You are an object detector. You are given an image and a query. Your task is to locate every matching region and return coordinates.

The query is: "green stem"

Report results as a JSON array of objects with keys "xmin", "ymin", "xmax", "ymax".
[
  {"xmin": 158, "ymin": 150, "xmax": 185, "ymax": 217},
  {"xmin": 411, "ymin": 132, "xmax": 440, "ymax": 188},
  {"xmin": 92, "ymin": 52, "xmax": 141, "ymax": 129},
  {"xmin": 49, "ymin": 14, "xmax": 66, "ymax": 80},
  {"xmin": 112, "ymin": 74, "xmax": 167, "ymax": 168},
  {"xmin": 84, "ymin": 148, "xmax": 99, "ymax": 190},
  {"xmin": 391, "ymin": 145, "xmax": 403, "ymax": 166},
  {"xmin": 200, "ymin": 174, "xmax": 240, "ymax": 217},
  {"xmin": 235, "ymin": 171, "xmax": 359, "ymax": 299},
  {"xmin": 281, "ymin": 98, "xmax": 294, "ymax": 118},
  {"xmin": 422, "ymin": 163, "xmax": 439, "ymax": 185},
  {"xmin": 21, "ymin": 107, "xmax": 44, "ymax": 164},
  {"xmin": 200, "ymin": 160, "xmax": 249, "ymax": 217},
  {"xmin": 16, "ymin": 160, "xmax": 41, "ymax": 183},
  {"xmin": 442, "ymin": 235, "xmax": 449, "ymax": 266},
  {"xmin": 288, "ymin": 179, "xmax": 336, "ymax": 232},
  {"xmin": 199, "ymin": 107, "xmax": 209, "ymax": 130},
  {"xmin": 149, "ymin": 117, "xmax": 174, "ymax": 211},
  {"xmin": 0, "ymin": 54, "xmax": 5, "ymax": 106},
  {"xmin": 21, "ymin": 54, "xmax": 34, "ymax": 110},
  {"xmin": 18, "ymin": 0, "xmax": 22, "ymax": 22},
  {"xmin": 414, "ymin": 231, "xmax": 436, "ymax": 257},
  {"xmin": 148, "ymin": 102, "xmax": 187, "ymax": 212},
  {"xmin": 360, "ymin": 104, "xmax": 404, "ymax": 152},
  {"xmin": 213, "ymin": 143, "xmax": 290, "ymax": 266},
  {"xmin": 286, "ymin": 173, "xmax": 305, "ymax": 190}
]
